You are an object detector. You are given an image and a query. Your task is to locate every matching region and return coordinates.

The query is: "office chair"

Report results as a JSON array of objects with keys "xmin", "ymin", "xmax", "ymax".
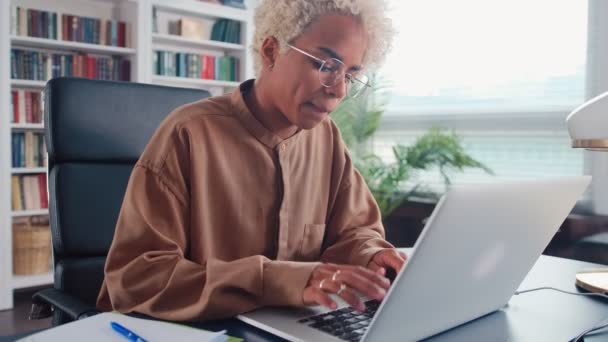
[{"xmin": 31, "ymin": 77, "xmax": 210, "ymax": 326}]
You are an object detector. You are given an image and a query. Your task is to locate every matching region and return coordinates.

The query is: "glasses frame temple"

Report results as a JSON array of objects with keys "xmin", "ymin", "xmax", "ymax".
[{"xmin": 286, "ymin": 44, "xmax": 370, "ymax": 88}]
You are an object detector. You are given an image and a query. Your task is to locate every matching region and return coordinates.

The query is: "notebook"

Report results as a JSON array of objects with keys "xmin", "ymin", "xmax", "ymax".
[{"xmin": 18, "ymin": 312, "xmax": 229, "ymax": 342}]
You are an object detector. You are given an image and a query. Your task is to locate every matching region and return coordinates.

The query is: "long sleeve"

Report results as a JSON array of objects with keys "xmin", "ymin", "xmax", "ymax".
[
  {"xmin": 96, "ymin": 106, "xmax": 319, "ymax": 321},
  {"xmin": 97, "ymin": 165, "xmax": 317, "ymax": 321},
  {"xmin": 320, "ymin": 129, "xmax": 394, "ymax": 267}
]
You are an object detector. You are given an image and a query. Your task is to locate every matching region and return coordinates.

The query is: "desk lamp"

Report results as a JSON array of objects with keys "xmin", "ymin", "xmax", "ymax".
[{"xmin": 566, "ymin": 91, "xmax": 608, "ymax": 294}]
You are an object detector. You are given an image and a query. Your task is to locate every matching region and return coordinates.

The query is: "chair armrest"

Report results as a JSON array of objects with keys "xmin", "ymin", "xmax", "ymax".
[{"xmin": 30, "ymin": 288, "xmax": 99, "ymax": 321}]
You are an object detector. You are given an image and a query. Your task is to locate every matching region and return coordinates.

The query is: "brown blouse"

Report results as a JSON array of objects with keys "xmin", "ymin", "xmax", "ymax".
[{"xmin": 96, "ymin": 80, "xmax": 393, "ymax": 321}]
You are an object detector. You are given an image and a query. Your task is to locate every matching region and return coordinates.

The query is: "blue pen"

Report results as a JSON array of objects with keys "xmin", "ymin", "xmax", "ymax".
[{"xmin": 110, "ymin": 321, "xmax": 149, "ymax": 342}]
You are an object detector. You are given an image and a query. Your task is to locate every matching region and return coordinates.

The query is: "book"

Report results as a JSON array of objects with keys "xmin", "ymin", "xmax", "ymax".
[
  {"xmin": 11, "ymin": 176, "xmax": 21, "ymax": 211},
  {"xmin": 152, "ymin": 7, "xmax": 158, "ymax": 33},
  {"xmin": 197, "ymin": 0, "xmax": 223, "ymax": 4},
  {"xmin": 222, "ymin": 0, "xmax": 246, "ymax": 9},
  {"xmin": 178, "ymin": 17, "xmax": 205, "ymax": 40}
]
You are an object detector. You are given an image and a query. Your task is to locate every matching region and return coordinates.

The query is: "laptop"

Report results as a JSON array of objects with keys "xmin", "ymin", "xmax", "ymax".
[{"xmin": 237, "ymin": 176, "xmax": 591, "ymax": 342}]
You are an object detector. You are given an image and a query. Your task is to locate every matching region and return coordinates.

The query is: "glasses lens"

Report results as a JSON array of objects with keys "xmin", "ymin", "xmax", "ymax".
[
  {"xmin": 348, "ymin": 74, "xmax": 370, "ymax": 98},
  {"xmin": 318, "ymin": 58, "xmax": 346, "ymax": 87}
]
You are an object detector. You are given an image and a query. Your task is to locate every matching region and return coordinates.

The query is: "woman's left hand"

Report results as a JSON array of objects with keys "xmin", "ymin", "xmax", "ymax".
[{"xmin": 367, "ymin": 249, "xmax": 407, "ymax": 276}]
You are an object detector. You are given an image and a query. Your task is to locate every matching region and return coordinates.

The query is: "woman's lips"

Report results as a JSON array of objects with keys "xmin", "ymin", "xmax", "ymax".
[{"xmin": 307, "ymin": 102, "xmax": 330, "ymax": 115}]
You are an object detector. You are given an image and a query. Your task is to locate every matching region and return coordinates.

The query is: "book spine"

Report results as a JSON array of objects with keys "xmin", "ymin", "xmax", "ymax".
[
  {"xmin": 11, "ymin": 176, "xmax": 21, "ymax": 211},
  {"xmin": 27, "ymin": 9, "xmax": 32, "ymax": 37},
  {"xmin": 10, "ymin": 5, "xmax": 17, "ymax": 35},
  {"xmin": 19, "ymin": 8, "xmax": 27, "ymax": 37},
  {"xmin": 11, "ymin": 134, "xmax": 17, "ymax": 168},
  {"xmin": 94, "ymin": 19, "xmax": 100, "ymax": 44},
  {"xmin": 111, "ymin": 20, "xmax": 117, "ymax": 46},
  {"xmin": 52, "ymin": 13, "xmax": 57, "ymax": 39},
  {"xmin": 39, "ymin": 174, "xmax": 48, "ymax": 209},
  {"xmin": 118, "ymin": 21, "xmax": 125, "ymax": 47},
  {"xmin": 153, "ymin": 51, "xmax": 158, "ymax": 75},
  {"xmin": 19, "ymin": 132, "xmax": 25, "ymax": 168}
]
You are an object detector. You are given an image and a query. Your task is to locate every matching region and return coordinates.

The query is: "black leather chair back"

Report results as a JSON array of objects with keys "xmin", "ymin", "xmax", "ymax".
[{"xmin": 44, "ymin": 77, "xmax": 209, "ymax": 324}]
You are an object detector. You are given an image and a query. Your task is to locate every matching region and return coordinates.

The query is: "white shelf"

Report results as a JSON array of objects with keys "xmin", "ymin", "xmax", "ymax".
[
  {"xmin": 12, "ymin": 272, "xmax": 53, "ymax": 290},
  {"xmin": 10, "ymin": 123, "xmax": 45, "ymax": 130},
  {"xmin": 11, "ymin": 209, "xmax": 49, "ymax": 217},
  {"xmin": 10, "ymin": 79, "xmax": 46, "ymax": 88},
  {"xmin": 11, "ymin": 168, "xmax": 47, "ymax": 174},
  {"xmin": 87, "ymin": 0, "xmax": 134, "ymax": 4},
  {"xmin": 153, "ymin": 0, "xmax": 249, "ymax": 22},
  {"xmin": 152, "ymin": 75, "xmax": 239, "ymax": 88},
  {"xmin": 11, "ymin": 36, "xmax": 137, "ymax": 56},
  {"xmin": 152, "ymin": 33, "xmax": 245, "ymax": 52}
]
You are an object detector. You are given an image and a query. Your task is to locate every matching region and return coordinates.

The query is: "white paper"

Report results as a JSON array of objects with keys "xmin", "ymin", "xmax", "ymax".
[{"xmin": 19, "ymin": 312, "xmax": 228, "ymax": 342}]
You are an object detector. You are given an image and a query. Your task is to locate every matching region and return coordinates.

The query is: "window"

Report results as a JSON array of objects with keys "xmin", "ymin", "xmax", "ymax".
[
  {"xmin": 374, "ymin": 0, "xmax": 588, "ymax": 192},
  {"xmin": 381, "ymin": 0, "xmax": 587, "ymax": 113}
]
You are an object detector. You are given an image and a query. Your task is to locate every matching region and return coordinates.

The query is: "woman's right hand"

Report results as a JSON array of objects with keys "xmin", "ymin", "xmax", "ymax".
[{"xmin": 302, "ymin": 263, "xmax": 391, "ymax": 312}]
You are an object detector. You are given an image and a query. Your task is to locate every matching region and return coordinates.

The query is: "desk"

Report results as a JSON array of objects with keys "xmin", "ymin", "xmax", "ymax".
[
  {"xmin": 7, "ymin": 255, "xmax": 608, "ymax": 342},
  {"xmin": 182, "ymin": 254, "xmax": 608, "ymax": 341}
]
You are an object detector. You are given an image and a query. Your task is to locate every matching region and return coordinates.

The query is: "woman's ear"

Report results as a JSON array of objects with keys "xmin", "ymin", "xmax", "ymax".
[{"xmin": 261, "ymin": 36, "xmax": 280, "ymax": 70}]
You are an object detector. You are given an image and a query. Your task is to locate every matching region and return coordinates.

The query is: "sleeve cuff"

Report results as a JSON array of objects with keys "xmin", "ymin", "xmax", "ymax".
[
  {"xmin": 262, "ymin": 261, "xmax": 319, "ymax": 307},
  {"xmin": 349, "ymin": 239, "xmax": 394, "ymax": 267}
]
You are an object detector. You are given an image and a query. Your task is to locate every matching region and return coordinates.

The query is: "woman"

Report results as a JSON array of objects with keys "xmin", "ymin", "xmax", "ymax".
[{"xmin": 97, "ymin": 0, "xmax": 406, "ymax": 321}]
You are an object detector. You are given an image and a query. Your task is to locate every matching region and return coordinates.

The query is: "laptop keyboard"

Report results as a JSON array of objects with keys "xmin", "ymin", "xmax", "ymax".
[{"xmin": 297, "ymin": 300, "xmax": 380, "ymax": 342}]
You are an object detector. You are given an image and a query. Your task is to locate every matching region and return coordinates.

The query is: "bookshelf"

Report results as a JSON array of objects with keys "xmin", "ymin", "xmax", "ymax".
[
  {"xmin": 0, "ymin": 0, "xmax": 255, "ymax": 310},
  {"xmin": 152, "ymin": 75, "xmax": 240, "ymax": 88},
  {"xmin": 152, "ymin": 33, "xmax": 246, "ymax": 52},
  {"xmin": 0, "ymin": 0, "xmax": 139, "ymax": 312},
  {"xmin": 11, "ymin": 35, "xmax": 138, "ymax": 55},
  {"xmin": 147, "ymin": 0, "xmax": 252, "ymax": 96},
  {"xmin": 10, "ymin": 123, "xmax": 45, "ymax": 130},
  {"xmin": 10, "ymin": 79, "xmax": 46, "ymax": 88},
  {"xmin": 11, "ymin": 167, "xmax": 47, "ymax": 174},
  {"xmin": 11, "ymin": 272, "xmax": 54, "ymax": 290},
  {"xmin": 11, "ymin": 209, "xmax": 50, "ymax": 218}
]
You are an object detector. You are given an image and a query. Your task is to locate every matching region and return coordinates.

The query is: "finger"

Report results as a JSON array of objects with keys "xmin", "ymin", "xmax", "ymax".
[
  {"xmin": 320, "ymin": 280, "xmax": 365, "ymax": 312},
  {"xmin": 343, "ymin": 265, "xmax": 391, "ymax": 289},
  {"xmin": 320, "ymin": 265, "xmax": 389, "ymax": 290},
  {"xmin": 367, "ymin": 260, "xmax": 382, "ymax": 273},
  {"xmin": 310, "ymin": 264, "xmax": 340, "ymax": 282},
  {"xmin": 310, "ymin": 287, "xmax": 337, "ymax": 310},
  {"xmin": 336, "ymin": 286, "xmax": 365, "ymax": 312},
  {"xmin": 398, "ymin": 251, "xmax": 408, "ymax": 260},
  {"xmin": 382, "ymin": 251, "xmax": 406, "ymax": 272},
  {"xmin": 368, "ymin": 261, "xmax": 386, "ymax": 276},
  {"xmin": 336, "ymin": 268, "xmax": 387, "ymax": 300}
]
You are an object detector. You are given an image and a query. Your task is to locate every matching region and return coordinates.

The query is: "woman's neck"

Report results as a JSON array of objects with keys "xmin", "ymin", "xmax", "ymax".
[{"xmin": 244, "ymin": 79, "xmax": 299, "ymax": 140}]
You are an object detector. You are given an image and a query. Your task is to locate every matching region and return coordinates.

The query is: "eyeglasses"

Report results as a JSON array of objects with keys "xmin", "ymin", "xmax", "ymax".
[{"xmin": 287, "ymin": 44, "xmax": 371, "ymax": 98}]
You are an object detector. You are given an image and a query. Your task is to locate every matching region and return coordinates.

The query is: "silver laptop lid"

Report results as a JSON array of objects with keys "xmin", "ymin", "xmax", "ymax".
[{"xmin": 363, "ymin": 176, "xmax": 591, "ymax": 341}]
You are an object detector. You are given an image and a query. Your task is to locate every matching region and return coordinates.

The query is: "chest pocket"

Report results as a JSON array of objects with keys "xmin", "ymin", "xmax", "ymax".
[{"xmin": 297, "ymin": 224, "xmax": 326, "ymax": 261}]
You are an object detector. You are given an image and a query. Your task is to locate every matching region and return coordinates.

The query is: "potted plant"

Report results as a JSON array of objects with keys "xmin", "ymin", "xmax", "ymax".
[{"xmin": 332, "ymin": 76, "xmax": 493, "ymax": 245}]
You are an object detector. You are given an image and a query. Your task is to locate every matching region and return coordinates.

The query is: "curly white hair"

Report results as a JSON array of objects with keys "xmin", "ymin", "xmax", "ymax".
[{"xmin": 252, "ymin": 0, "xmax": 394, "ymax": 75}]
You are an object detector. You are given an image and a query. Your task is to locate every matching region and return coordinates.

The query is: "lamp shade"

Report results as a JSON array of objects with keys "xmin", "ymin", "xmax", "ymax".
[{"xmin": 567, "ymin": 91, "xmax": 608, "ymax": 150}]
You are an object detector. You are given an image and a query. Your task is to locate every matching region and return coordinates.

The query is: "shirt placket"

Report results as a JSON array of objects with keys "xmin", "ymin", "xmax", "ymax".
[{"xmin": 276, "ymin": 142, "xmax": 290, "ymax": 260}]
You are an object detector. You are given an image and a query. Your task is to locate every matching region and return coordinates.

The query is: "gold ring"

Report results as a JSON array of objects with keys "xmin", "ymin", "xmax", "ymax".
[
  {"xmin": 332, "ymin": 270, "xmax": 341, "ymax": 282},
  {"xmin": 337, "ymin": 284, "xmax": 347, "ymax": 295}
]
